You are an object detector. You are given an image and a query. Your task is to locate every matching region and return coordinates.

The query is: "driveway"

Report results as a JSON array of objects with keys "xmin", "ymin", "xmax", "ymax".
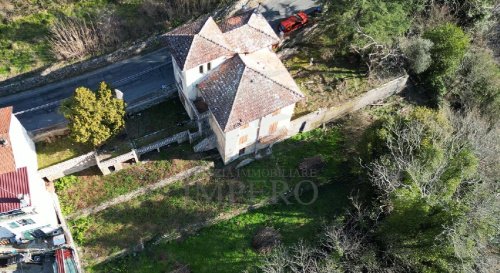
[{"xmin": 0, "ymin": 0, "xmax": 319, "ymax": 132}]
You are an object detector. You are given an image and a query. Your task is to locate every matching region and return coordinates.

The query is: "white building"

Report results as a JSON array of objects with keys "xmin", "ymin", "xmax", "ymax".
[
  {"xmin": 0, "ymin": 106, "xmax": 59, "ymax": 245},
  {"xmin": 164, "ymin": 10, "xmax": 304, "ymax": 164}
]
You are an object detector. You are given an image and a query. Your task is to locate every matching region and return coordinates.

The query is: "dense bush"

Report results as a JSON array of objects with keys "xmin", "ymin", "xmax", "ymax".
[{"xmin": 60, "ymin": 81, "xmax": 125, "ymax": 147}]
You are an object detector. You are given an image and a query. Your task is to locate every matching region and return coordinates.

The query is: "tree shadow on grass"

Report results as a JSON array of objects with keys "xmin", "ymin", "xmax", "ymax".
[{"xmin": 92, "ymin": 180, "xmax": 353, "ymax": 273}]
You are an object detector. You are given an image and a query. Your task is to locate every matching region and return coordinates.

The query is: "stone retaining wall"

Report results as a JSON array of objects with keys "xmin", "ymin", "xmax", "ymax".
[
  {"xmin": 136, "ymin": 130, "xmax": 190, "ymax": 155},
  {"xmin": 288, "ymin": 76, "xmax": 409, "ymax": 136},
  {"xmin": 39, "ymin": 151, "xmax": 97, "ymax": 182},
  {"xmin": 0, "ymin": 36, "xmax": 162, "ymax": 97}
]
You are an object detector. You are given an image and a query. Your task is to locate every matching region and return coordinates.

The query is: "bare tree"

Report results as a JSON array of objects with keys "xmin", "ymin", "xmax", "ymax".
[{"xmin": 49, "ymin": 16, "xmax": 102, "ymax": 60}]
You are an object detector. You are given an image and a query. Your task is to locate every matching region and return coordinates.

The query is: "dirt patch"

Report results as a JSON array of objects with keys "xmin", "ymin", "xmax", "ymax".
[{"xmin": 251, "ymin": 227, "xmax": 282, "ymax": 254}]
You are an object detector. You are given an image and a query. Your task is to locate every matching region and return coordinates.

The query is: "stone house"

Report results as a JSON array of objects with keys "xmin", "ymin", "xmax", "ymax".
[
  {"xmin": 0, "ymin": 106, "xmax": 60, "ymax": 246},
  {"xmin": 164, "ymin": 10, "xmax": 304, "ymax": 164}
]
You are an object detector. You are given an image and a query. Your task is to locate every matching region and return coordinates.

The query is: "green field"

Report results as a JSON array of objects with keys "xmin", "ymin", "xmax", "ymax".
[
  {"xmin": 81, "ymin": 126, "xmax": 350, "ymax": 272},
  {"xmin": 93, "ymin": 177, "xmax": 353, "ymax": 273}
]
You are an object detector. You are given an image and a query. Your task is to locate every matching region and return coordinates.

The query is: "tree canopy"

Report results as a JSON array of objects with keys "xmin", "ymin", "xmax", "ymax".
[{"xmin": 60, "ymin": 81, "xmax": 126, "ymax": 147}]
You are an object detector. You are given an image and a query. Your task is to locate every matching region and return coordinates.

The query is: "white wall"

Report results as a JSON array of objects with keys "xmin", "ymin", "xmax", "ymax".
[
  {"xmin": 183, "ymin": 56, "xmax": 227, "ymax": 100},
  {"xmin": 0, "ymin": 208, "xmax": 58, "ymax": 242},
  {"xmin": 5, "ymin": 115, "xmax": 59, "ymax": 231},
  {"xmin": 9, "ymin": 115, "xmax": 37, "ymax": 171},
  {"xmin": 217, "ymin": 103, "xmax": 296, "ymax": 164}
]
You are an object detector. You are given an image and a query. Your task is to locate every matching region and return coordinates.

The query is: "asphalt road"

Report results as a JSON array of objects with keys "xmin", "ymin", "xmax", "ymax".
[{"xmin": 0, "ymin": 0, "xmax": 319, "ymax": 132}]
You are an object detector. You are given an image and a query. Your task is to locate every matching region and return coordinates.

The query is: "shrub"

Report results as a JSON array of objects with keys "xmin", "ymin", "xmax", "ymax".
[
  {"xmin": 60, "ymin": 82, "xmax": 126, "ymax": 147},
  {"xmin": 401, "ymin": 37, "xmax": 434, "ymax": 74}
]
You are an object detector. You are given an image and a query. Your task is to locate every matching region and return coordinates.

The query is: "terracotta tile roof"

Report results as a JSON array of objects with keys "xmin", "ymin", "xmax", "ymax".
[
  {"xmin": 198, "ymin": 53, "xmax": 304, "ymax": 132},
  {"xmin": 219, "ymin": 11, "xmax": 279, "ymax": 53},
  {"xmin": 0, "ymin": 167, "xmax": 30, "ymax": 213},
  {"xmin": 0, "ymin": 106, "xmax": 12, "ymax": 134},
  {"xmin": 218, "ymin": 10, "xmax": 254, "ymax": 32},
  {"xmin": 163, "ymin": 17, "xmax": 233, "ymax": 70},
  {"xmin": 0, "ymin": 107, "xmax": 15, "ymax": 175}
]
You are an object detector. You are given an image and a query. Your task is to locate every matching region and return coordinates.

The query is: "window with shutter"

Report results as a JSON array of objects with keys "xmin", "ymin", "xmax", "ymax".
[
  {"xmin": 239, "ymin": 135, "xmax": 248, "ymax": 144},
  {"xmin": 269, "ymin": 121, "xmax": 278, "ymax": 134}
]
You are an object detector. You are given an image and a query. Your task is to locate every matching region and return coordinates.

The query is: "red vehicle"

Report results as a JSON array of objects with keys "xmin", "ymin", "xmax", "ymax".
[{"xmin": 278, "ymin": 11, "xmax": 309, "ymax": 34}]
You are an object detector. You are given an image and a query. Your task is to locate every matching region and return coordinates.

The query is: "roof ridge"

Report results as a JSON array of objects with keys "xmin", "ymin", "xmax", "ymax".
[
  {"xmin": 198, "ymin": 33, "xmax": 234, "ymax": 53},
  {"xmin": 245, "ymin": 13, "xmax": 279, "ymax": 42},
  {"xmin": 183, "ymin": 18, "xmax": 214, "ymax": 67},
  {"xmin": 224, "ymin": 58, "xmax": 247, "ymax": 131},
  {"xmin": 244, "ymin": 64, "xmax": 304, "ymax": 99}
]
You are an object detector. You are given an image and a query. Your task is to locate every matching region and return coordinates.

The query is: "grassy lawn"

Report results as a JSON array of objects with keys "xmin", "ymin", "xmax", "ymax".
[
  {"xmin": 92, "ymin": 176, "xmax": 353, "ymax": 273},
  {"xmin": 126, "ymin": 99, "xmax": 193, "ymax": 147},
  {"xmin": 56, "ymin": 146, "xmax": 211, "ymax": 215},
  {"xmin": 36, "ymin": 135, "xmax": 92, "ymax": 169},
  {"xmin": 72, "ymin": 126, "xmax": 346, "ymax": 270}
]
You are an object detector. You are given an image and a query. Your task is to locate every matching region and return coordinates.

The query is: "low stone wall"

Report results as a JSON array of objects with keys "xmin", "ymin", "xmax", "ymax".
[
  {"xmin": 30, "ymin": 122, "xmax": 69, "ymax": 143},
  {"xmin": 39, "ymin": 151, "xmax": 98, "ymax": 182},
  {"xmin": 38, "ymin": 129, "xmax": 196, "ymax": 181},
  {"xmin": 68, "ymin": 163, "xmax": 213, "ymax": 220},
  {"xmin": 97, "ymin": 150, "xmax": 139, "ymax": 175},
  {"xmin": 136, "ymin": 130, "xmax": 190, "ymax": 155},
  {"xmin": 0, "ymin": 36, "xmax": 162, "ymax": 97},
  {"xmin": 126, "ymin": 85, "xmax": 178, "ymax": 114},
  {"xmin": 288, "ymin": 76, "xmax": 409, "ymax": 136}
]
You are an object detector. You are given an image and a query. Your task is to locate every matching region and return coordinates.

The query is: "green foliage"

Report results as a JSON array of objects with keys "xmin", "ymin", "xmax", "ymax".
[
  {"xmin": 420, "ymin": 23, "xmax": 469, "ymax": 104},
  {"xmin": 323, "ymin": 0, "xmax": 421, "ymax": 52},
  {"xmin": 69, "ymin": 217, "xmax": 93, "ymax": 245},
  {"xmin": 54, "ymin": 175, "xmax": 79, "ymax": 192},
  {"xmin": 368, "ymin": 108, "xmax": 496, "ymax": 272},
  {"xmin": 424, "ymin": 23, "xmax": 470, "ymax": 77},
  {"xmin": 449, "ymin": 47, "xmax": 500, "ymax": 121},
  {"xmin": 401, "ymin": 37, "xmax": 434, "ymax": 74},
  {"xmin": 61, "ymin": 81, "xmax": 126, "ymax": 147}
]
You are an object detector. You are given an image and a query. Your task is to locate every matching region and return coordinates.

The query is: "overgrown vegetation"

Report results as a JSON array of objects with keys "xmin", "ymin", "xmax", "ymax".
[
  {"xmin": 94, "ymin": 182, "xmax": 353, "ymax": 273},
  {"xmin": 84, "ymin": 126, "xmax": 347, "ymax": 271},
  {"xmin": 0, "ymin": 0, "xmax": 230, "ymax": 79},
  {"xmin": 55, "ymin": 150, "xmax": 207, "ymax": 215},
  {"xmin": 257, "ymin": 1, "xmax": 500, "ymax": 272}
]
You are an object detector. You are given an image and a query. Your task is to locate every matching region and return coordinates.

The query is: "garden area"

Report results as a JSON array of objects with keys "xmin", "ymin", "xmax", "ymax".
[
  {"xmin": 35, "ymin": 98, "xmax": 193, "ymax": 169},
  {"xmin": 55, "ymin": 145, "xmax": 211, "ymax": 216},
  {"xmin": 60, "ymin": 126, "xmax": 347, "ymax": 270},
  {"xmin": 93, "ymin": 181, "xmax": 354, "ymax": 273},
  {"xmin": 126, "ymin": 99, "xmax": 194, "ymax": 147}
]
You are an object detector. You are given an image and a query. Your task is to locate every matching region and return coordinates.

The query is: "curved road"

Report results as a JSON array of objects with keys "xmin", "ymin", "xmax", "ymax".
[{"xmin": 0, "ymin": 0, "xmax": 318, "ymax": 132}]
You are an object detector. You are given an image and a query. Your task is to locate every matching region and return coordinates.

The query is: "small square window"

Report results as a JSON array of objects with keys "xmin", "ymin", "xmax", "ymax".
[{"xmin": 199, "ymin": 65, "xmax": 204, "ymax": 74}]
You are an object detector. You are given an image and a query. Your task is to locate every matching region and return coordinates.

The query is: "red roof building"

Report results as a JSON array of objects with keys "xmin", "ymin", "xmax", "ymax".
[
  {"xmin": 0, "ymin": 167, "xmax": 30, "ymax": 213},
  {"xmin": 0, "ymin": 106, "xmax": 31, "ymax": 213}
]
